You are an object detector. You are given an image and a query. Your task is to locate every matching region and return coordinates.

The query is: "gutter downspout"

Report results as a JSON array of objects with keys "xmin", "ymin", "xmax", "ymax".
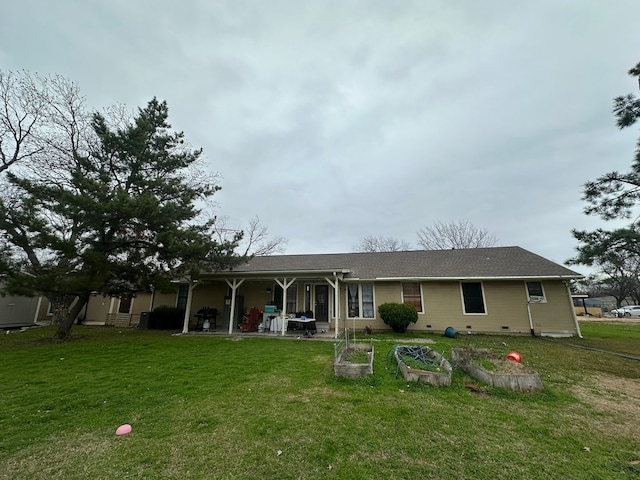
[
  {"xmin": 526, "ymin": 301, "xmax": 535, "ymax": 336},
  {"xmin": 565, "ymin": 281, "xmax": 583, "ymax": 338}
]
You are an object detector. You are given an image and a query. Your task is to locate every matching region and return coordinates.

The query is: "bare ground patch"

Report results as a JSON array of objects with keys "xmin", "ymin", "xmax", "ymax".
[{"xmin": 571, "ymin": 373, "xmax": 640, "ymax": 438}]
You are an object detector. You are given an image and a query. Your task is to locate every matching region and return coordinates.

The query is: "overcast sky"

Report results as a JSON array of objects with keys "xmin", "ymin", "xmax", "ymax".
[{"xmin": 2, "ymin": 1, "xmax": 640, "ymax": 270}]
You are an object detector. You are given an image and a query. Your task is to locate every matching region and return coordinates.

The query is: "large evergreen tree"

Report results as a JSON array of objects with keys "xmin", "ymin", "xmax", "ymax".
[
  {"xmin": 0, "ymin": 98, "xmax": 244, "ymax": 339},
  {"xmin": 571, "ymin": 62, "xmax": 640, "ymax": 284}
]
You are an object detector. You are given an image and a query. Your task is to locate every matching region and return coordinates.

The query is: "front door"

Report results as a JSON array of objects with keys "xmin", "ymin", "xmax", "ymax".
[
  {"xmin": 118, "ymin": 295, "xmax": 132, "ymax": 314},
  {"xmin": 315, "ymin": 285, "xmax": 329, "ymax": 322}
]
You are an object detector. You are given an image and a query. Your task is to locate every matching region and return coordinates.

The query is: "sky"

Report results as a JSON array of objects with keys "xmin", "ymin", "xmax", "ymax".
[{"xmin": 2, "ymin": 1, "xmax": 640, "ymax": 272}]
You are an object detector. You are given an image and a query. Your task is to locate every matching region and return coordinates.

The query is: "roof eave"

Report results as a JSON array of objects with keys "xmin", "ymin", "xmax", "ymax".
[
  {"xmin": 367, "ymin": 275, "xmax": 584, "ymax": 281},
  {"xmin": 198, "ymin": 268, "xmax": 351, "ymax": 279}
]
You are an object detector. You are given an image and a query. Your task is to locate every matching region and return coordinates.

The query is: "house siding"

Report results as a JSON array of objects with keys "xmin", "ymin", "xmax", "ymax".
[
  {"xmin": 107, "ymin": 276, "xmax": 578, "ymax": 336},
  {"xmin": 84, "ymin": 295, "xmax": 111, "ymax": 323},
  {"xmin": 529, "ymin": 281, "xmax": 577, "ymax": 335},
  {"xmin": 210, "ymin": 279, "xmax": 578, "ymax": 335},
  {"xmin": 0, "ymin": 294, "xmax": 41, "ymax": 327},
  {"xmin": 403, "ymin": 280, "xmax": 577, "ymax": 335}
]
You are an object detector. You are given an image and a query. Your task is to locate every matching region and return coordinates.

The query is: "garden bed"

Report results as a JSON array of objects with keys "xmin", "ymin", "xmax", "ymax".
[
  {"xmin": 394, "ymin": 345, "xmax": 452, "ymax": 386},
  {"xmin": 451, "ymin": 347, "xmax": 544, "ymax": 392},
  {"xmin": 334, "ymin": 342, "xmax": 374, "ymax": 378}
]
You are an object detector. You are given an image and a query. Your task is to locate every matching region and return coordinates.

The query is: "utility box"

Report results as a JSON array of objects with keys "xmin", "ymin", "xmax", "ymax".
[{"xmin": 139, "ymin": 311, "xmax": 151, "ymax": 329}]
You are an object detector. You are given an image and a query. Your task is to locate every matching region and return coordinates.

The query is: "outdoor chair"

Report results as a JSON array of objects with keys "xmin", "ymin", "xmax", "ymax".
[{"xmin": 240, "ymin": 307, "xmax": 261, "ymax": 332}]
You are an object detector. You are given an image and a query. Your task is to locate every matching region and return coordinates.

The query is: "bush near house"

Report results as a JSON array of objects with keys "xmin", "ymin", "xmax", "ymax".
[{"xmin": 378, "ymin": 302, "xmax": 418, "ymax": 333}]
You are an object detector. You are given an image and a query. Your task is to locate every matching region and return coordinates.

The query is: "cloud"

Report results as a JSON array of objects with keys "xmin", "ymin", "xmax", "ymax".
[{"xmin": 2, "ymin": 0, "xmax": 640, "ymax": 269}]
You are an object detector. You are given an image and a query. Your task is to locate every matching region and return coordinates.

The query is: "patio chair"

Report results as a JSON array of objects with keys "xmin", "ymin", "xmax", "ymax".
[{"xmin": 240, "ymin": 307, "xmax": 261, "ymax": 332}]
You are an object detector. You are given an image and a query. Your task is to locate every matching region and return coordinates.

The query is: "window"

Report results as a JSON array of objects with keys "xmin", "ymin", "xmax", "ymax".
[
  {"xmin": 274, "ymin": 284, "xmax": 298, "ymax": 313},
  {"xmin": 347, "ymin": 283, "xmax": 375, "ymax": 318},
  {"xmin": 286, "ymin": 284, "xmax": 298, "ymax": 314},
  {"xmin": 402, "ymin": 282, "xmax": 423, "ymax": 312},
  {"xmin": 461, "ymin": 282, "xmax": 486, "ymax": 314},
  {"xmin": 304, "ymin": 284, "xmax": 312, "ymax": 312},
  {"xmin": 176, "ymin": 285, "xmax": 189, "ymax": 311},
  {"xmin": 526, "ymin": 282, "xmax": 546, "ymax": 303}
]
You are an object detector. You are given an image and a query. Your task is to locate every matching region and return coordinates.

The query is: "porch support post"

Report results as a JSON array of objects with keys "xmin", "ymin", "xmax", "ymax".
[
  {"xmin": 149, "ymin": 285, "xmax": 155, "ymax": 311},
  {"xmin": 274, "ymin": 277, "xmax": 296, "ymax": 336},
  {"xmin": 181, "ymin": 278, "xmax": 201, "ymax": 334},
  {"xmin": 324, "ymin": 274, "xmax": 340, "ymax": 339},
  {"xmin": 225, "ymin": 279, "xmax": 245, "ymax": 335}
]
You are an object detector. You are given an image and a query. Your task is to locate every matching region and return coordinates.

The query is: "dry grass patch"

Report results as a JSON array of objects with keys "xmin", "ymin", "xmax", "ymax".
[{"xmin": 571, "ymin": 374, "xmax": 640, "ymax": 438}]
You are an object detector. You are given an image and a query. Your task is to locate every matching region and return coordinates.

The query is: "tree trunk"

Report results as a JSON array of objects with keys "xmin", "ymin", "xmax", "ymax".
[{"xmin": 53, "ymin": 294, "xmax": 89, "ymax": 340}]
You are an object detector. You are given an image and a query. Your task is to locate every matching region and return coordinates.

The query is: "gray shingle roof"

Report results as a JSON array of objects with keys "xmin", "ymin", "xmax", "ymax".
[{"xmin": 221, "ymin": 246, "xmax": 581, "ymax": 280}]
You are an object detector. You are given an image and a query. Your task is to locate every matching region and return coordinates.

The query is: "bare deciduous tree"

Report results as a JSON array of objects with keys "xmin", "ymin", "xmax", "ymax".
[
  {"xmin": 416, "ymin": 220, "xmax": 498, "ymax": 250},
  {"xmin": 354, "ymin": 235, "xmax": 411, "ymax": 253},
  {"xmin": 213, "ymin": 215, "xmax": 287, "ymax": 256},
  {"xmin": 0, "ymin": 71, "xmax": 90, "ymax": 178},
  {"xmin": 0, "ymin": 71, "xmax": 48, "ymax": 174}
]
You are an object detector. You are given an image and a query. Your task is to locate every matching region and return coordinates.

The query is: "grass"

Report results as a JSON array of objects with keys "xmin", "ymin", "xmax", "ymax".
[
  {"xmin": 475, "ymin": 358, "xmax": 497, "ymax": 371},
  {"xmin": 0, "ymin": 322, "xmax": 639, "ymax": 479},
  {"xmin": 343, "ymin": 349, "xmax": 369, "ymax": 364}
]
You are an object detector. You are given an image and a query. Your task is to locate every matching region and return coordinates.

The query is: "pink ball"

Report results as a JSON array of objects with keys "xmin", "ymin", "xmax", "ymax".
[
  {"xmin": 506, "ymin": 351, "xmax": 522, "ymax": 363},
  {"xmin": 116, "ymin": 424, "xmax": 132, "ymax": 435}
]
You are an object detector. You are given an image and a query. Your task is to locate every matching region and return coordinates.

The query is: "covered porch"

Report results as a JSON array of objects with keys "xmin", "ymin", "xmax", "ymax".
[{"xmin": 178, "ymin": 268, "xmax": 349, "ymax": 338}]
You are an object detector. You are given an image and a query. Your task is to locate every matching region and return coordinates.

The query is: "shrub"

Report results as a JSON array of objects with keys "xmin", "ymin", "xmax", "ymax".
[
  {"xmin": 151, "ymin": 305, "xmax": 185, "ymax": 329},
  {"xmin": 378, "ymin": 303, "xmax": 418, "ymax": 333}
]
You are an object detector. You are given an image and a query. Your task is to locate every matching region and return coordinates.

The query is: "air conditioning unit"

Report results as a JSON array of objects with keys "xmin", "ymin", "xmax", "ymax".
[{"xmin": 529, "ymin": 295, "xmax": 544, "ymax": 302}]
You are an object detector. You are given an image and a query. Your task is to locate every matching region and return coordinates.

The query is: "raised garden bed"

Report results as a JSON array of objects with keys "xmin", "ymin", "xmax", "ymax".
[
  {"xmin": 334, "ymin": 342, "xmax": 374, "ymax": 378},
  {"xmin": 451, "ymin": 347, "xmax": 544, "ymax": 393},
  {"xmin": 394, "ymin": 345, "xmax": 452, "ymax": 386}
]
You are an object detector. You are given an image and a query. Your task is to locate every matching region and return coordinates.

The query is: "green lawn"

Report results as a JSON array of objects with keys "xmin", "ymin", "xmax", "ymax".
[{"xmin": 0, "ymin": 323, "xmax": 639, "ymax": 479}]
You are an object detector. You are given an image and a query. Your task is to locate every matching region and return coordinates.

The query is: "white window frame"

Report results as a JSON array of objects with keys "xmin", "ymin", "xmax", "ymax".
[
  {"xmin": 346, "ymin": 283, "xmax": 375, "ymax": 319},
  {"xmin": 401, "ymin": 282, "xmax": 424, "ymax": 313},
  {"xmin": 525, "ymin": 281, "xmax": 547, "ymax": 303},
  {"xmin": 460, "ymin": 281, "xmax": 487, "ymax": 315}
]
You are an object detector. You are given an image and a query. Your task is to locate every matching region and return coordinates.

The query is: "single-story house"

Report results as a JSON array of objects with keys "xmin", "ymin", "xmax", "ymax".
[{"xmin": 165, "ymin": 246, "xmax": 583, "ymax": 338}]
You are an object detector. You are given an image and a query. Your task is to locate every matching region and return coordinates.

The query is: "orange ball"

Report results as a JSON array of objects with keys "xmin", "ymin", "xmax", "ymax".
[{"xmin": 506, "ymin": 351, "xmax": 522, "ymax": 363}]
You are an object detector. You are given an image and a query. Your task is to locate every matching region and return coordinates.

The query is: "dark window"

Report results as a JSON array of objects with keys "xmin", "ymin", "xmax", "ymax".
[
  {"xmin": 176, "ymin": 285, "xmax": 189, "ymax": 310},
  {"xmin": 273, "ymin": 285, "xmax": 283, "ymax": 310},
  {"xmin": 304, "ymin": 284, "xmax": 312, "ymax": 312},
  {"xmin": 286, "ymin": 285, "xmax": 297, "ymax": 314},
  {"xmin": 347, "ymin": 284, "xmax": 375, "ymax": 318},
  {"xmin": 274, "ymin": 284, "xmax": 297, "ymax": 313},
  {"xmin": 361, "ymin": 284, "xmax": 374, "ymax": 318},
  {"xmin": 347, "ymin": 284, "xmax": 359, "ymax": 317},
  {"xmin": 402, "ymin": 282, "xmax": 423, "ymax": 312},
  {"xmin": 461, "ymin": 282, "xmax": 485, "ymax": 314},
  {"xmin": 526, "ymin": 281, "xmax": 544, "ymax": 299}
]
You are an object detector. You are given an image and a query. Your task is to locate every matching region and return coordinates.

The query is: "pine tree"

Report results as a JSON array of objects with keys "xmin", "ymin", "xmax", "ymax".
[{"xmin": 0, "ymin": 98, "xmax": 244, "ymax": 339}]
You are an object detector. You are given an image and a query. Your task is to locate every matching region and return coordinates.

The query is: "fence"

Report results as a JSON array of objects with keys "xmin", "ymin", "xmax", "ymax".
[{"xmin": 334, "ymin": 328, "xmax": 349, "ymax": 361}]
